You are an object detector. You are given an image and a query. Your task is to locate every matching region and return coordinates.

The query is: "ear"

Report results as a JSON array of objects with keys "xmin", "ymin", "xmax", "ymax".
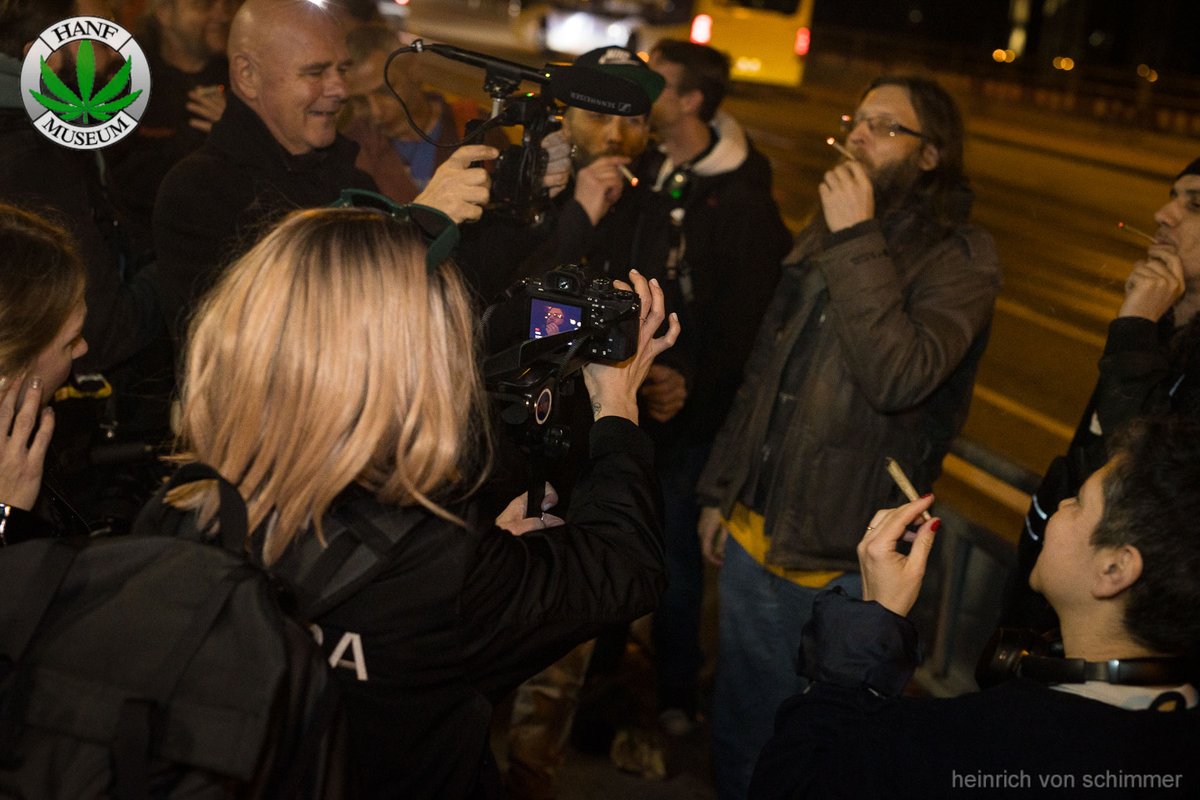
[
  {"xmin": 1091, "ymin": 544, "xmax": 1142, "ymax": 600},
  {"xmin": 678, "ymin": 87, "xmax": 704, "ymax": 118},
  {"xmin": 230, "ymin": 53, "xmax": 258, "ymax": 100},
  {"xmin": 918, "ymin": 141, "xmax": 940, "ymax": 172}
]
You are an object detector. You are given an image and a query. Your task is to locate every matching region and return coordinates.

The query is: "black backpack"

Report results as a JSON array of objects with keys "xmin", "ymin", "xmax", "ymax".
[{"xmin": 0, "ymin": 464, "xmax": 363, "ymax": 799}]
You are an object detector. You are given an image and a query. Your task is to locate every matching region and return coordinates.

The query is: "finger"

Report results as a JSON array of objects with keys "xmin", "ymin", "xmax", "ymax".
[
  {"xmin": 188, "ymin": 118, "xmax": 213, "ymax": 133},
  {"xmin": 541, "ymin": 482, "xmax": 559, "ymax": 511},
  {"xmin": 0, "ymin": 374, "xmax": 16, "ymax": 428},
  {"xmin": 12, "ymin": 377, "xmax": 42, "ymax": 440},
  {"xmin": 541, "ymin": 512, "xmax": 566, "ymax": 528},
  {"xmin": 446, "ymin": 145, "xmax": 500, "ymax": 166},
  {"xmin": 645, "ymin": 312, "xmax": 681, "ymax": 357},
  {"xmin": 904, "ymin": 516, "xmax": 940, "ymax": 574},
  {"xmin": 28, "ymin": 406, "xmax": 55, "ymax": 461},
  {"xmin": 870, "ymin": 495, "xmax": 935, "ymax": 550}
]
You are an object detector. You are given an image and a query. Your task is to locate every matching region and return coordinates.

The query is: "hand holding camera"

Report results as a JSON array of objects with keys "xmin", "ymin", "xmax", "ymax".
[
  {"xmin": 582, "ymin": 270, "xmax": 680, "ymax": 424},
  {"xmin": 414, "ymin": 145, "xmax": 499, "ymax": 223}
]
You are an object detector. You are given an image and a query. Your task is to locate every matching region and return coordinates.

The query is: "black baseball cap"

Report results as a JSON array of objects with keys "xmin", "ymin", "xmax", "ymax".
[{"xmin": 573, "ymin": 46, "xmax": 665, "ymax": 107}]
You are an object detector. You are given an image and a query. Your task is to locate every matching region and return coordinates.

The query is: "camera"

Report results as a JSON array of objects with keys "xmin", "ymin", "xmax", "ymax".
[
  {"xmin": 483, "ymin": 265, "xmax": 639, "ymax": 435},
  {"xmin": 525, "ymin": 266, "xmax": 640, "ymax": 364},
  {"xmin": 401, "ymin": 41, "xmax": 653, "ymax": 226}
]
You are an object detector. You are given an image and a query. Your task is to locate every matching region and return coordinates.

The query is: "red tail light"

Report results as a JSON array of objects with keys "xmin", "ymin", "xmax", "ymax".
[
  {"xmin": 690, "ymin": 15, "xmax": 713, "ymax": 45},
  {"xmin": 794, "ymin": 26, "xmax": 811, "ymax": 56}
]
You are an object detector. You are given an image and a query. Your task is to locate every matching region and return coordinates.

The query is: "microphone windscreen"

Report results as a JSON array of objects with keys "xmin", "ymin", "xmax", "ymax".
[{"xmin": 547, "ymin": 66, "xmax": 651, "ymax": 116}]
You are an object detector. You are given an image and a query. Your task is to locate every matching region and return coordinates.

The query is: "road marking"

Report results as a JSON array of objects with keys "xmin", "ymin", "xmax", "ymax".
[
  {"xmin": 942, "ymin": 452, "xmax": 1032, "ymax": 516},
  {"xmin": 972, "ymin": 383, "xmax": 1076, "ymax": 442},
  {"xmin": 994, "ymin": 296, "xmax": 1108, "ymax": 349}
]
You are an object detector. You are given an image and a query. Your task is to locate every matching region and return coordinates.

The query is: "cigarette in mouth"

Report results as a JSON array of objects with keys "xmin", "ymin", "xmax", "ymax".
[
  {"xmin": 1116, "ymin": 221, "xmax": 1155, "ymax": 243},
  {"xmin": 826, "ymin": 137, "xmax": 855, "ymax": 160},
  {"xmin": 618, "ymin": 164, "xmax": 639, "ymax": 187},
  {"xmin": 885, "ymin": 457, "xmax": 934, "ymax": 523}
]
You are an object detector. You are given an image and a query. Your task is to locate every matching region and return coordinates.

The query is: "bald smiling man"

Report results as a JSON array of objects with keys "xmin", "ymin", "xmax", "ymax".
[{"xmin": 149, "ymin": 0, "xmax": 494, "ymax": 344}]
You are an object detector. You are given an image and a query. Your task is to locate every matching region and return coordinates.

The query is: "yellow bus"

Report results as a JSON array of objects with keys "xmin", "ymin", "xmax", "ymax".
[{"xmin": 688, "ymin": 0, "xmax": 814, "ymax": 87}]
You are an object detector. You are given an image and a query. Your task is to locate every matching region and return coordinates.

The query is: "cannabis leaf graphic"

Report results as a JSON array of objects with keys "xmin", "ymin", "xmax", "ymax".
[{"xmin": 29, "ymin": 41, "xmax": 142, "ymax": 125}]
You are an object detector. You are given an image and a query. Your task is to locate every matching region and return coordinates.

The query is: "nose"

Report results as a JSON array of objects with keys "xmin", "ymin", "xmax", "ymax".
[
  {"xmin": 845, "ymin": 118, "xmax": 870, "ymax": 149},
  {"xmin": 1154, "ymin": 197, "xmax": 1180, "ymax": 229},
  {"xmin": 327, "ymin": 70, "xmax": 348, "ymax": 101},
  {"xmin": 74, "ymin": 337, "xmax": 89, "ymax": 359}
]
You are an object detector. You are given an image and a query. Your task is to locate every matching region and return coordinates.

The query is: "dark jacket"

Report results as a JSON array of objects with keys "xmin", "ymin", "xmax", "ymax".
[
  {"xmin": 107, "ymin": 23, "xmax": 229, "ymax": 257},
  {"xmin": 0, "ymin": 54, "xmax": 163, "ymax": 373},
  {"xmin": 1008, "ymin": 314, "xmax": 1200, "ymax": 629},
  {"xmin": 175, "ymin": 417, "xmax": 664, "ymax": 798},
  {"xmin": 150, "ymin": 92, "xmax": 376, "ymax": 341},
  {"xmin": 639, "ymin": 113, "xmax": 790, "ymax": 447},
  {"xmin": 750, "ymin": 590, "xmax": 1200, "ymax": 799},
  {"xmin": 697, "ymin": 188, "xmax": 1001, "ymax": 571},
  {"xmin": 520, "ymin": 114, "xmax": 790, "ymax": 447}
]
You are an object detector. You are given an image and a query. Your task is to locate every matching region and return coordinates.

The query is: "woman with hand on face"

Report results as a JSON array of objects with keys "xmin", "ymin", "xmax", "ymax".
[
  {"xmin": 0, "ymin": 204, "xmax": 89, "ymax": 546},
  {"xmin": 163, "ymin": 203, "xmax": 679, "ymax": 798}
]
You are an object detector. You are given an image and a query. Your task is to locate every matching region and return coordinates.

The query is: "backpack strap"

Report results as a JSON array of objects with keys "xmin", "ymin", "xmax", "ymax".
[
  {"xmin": 283, "ymin": 496, "xmax": 431, "ymax": 620},
  {"xmin": 163, "ymin": 463, "xmax": 250, "ymax": 554}
]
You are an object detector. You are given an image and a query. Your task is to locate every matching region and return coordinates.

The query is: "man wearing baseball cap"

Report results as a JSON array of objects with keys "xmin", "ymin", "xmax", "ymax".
[{"xmin": 1006, "ymin": 156, "xmax": 1200, "ymax": 631}]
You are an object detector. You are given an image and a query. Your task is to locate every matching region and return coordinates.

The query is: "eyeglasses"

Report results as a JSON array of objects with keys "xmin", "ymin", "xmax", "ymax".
[
  {"xmin": 840, "ymin": 114, "xmax": 925, "ymax": 140},
  {"xmin": 329, "ymin": 189, "xmax": 460, "ymax": 274}
]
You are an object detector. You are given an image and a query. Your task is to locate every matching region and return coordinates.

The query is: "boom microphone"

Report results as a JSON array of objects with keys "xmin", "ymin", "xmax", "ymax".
[
  {"xmin": 414, "ymin": 41, "xmax": 551, "ymax": 87},
  {"xmin": 408, "ymin": 40, "xmax": 651, "ymax": 117}
]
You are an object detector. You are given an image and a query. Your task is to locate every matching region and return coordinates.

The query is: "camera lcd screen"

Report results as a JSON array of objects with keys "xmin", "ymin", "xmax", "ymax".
[{"xmin": 530, "ymin": 299, "xmax": 583, "ymax": 339}]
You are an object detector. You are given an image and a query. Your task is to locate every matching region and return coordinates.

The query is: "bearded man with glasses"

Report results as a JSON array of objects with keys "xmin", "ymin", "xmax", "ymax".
[{"xmin": 695, "ymin": 75, "xmax": 1001, "ymax": 799}]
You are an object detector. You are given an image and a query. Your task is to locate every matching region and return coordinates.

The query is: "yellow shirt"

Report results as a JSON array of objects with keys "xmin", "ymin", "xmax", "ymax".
[{"xmin": 724, "ymin": 502, "xmax": 844, "ymax": 589}]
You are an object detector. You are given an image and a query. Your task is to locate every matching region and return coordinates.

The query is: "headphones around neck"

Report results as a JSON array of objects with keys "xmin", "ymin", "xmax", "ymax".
[{"xmin": 975, "ymin": 628, "xmax": 1193, "ymax": 689}]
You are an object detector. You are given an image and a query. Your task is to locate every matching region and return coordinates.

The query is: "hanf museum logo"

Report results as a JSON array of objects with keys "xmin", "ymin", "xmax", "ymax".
[{"xmin": 20, "ymin": 16, "xmax": 151, "ymax": 150}]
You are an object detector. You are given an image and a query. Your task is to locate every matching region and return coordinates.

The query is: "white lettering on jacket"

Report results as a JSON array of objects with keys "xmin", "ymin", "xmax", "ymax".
[{"xmin": 308, "ymin": 624, "xmax": 369, "ymax": 681}]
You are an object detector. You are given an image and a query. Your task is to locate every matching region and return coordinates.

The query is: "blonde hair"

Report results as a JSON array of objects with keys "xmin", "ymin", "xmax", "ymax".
[{"xmin": 171, "ymin": 207, "xmax": 488, "ymax": 564}]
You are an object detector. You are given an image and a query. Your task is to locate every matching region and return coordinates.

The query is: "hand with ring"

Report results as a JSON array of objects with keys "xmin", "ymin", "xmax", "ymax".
[{"xmin": 856, "ymin": 494, "xmax": 940, "ymax": 617}]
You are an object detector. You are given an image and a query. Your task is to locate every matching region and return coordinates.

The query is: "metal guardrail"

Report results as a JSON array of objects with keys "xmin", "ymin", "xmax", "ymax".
[{"xmin": 920, "ymin": 435, "xmax": 1042, "ymax": 696}]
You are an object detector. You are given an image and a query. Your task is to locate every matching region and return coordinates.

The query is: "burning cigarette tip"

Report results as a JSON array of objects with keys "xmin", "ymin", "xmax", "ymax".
[
  {"xmin": 825, "ymin": 137, "xmax": 855, "ymax": 160},
  {"xmin": 618, "ymin": 164, "xmax": 639, "ymax": 186},
  {"xmin": 1116, "ymin": 221, "xmax": 1156, "ymax": 243}
]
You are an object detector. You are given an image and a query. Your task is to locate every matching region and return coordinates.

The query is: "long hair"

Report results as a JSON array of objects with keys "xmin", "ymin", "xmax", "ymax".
[
  {"xmin": 864, "ymin": 75, "xmax": 967, "ymax": 226},
  {"xmin": 0, "ymin": 204, "xmax": 85, "ymax": 374},
  {"xmin": 171, "ymin": 207, "xmax": 488, "ymax": 564}
]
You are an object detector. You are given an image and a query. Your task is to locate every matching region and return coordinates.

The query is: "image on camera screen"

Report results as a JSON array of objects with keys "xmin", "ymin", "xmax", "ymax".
[{"xmin": 530, "ymin": 299, "xmax": 583, "ymax": 339}]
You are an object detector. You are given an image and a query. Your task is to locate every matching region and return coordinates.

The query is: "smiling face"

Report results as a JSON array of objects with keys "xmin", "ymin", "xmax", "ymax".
[{"xmin": 233, "ymin": 10, "xmax": 349, "ymax": 155}]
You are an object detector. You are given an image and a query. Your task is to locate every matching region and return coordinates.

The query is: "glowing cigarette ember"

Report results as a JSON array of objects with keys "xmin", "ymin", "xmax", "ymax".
[
  {"xmin": 618, "ymin": 164, "xmax": 639, "ymax": 186},
  {"xmin": 825, "ymin": 137, "xmax": 855, "ymax": 160},
  {"xmin": 1116, "ymin": 221, "xmax": 1156, "ymax": 243}
]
